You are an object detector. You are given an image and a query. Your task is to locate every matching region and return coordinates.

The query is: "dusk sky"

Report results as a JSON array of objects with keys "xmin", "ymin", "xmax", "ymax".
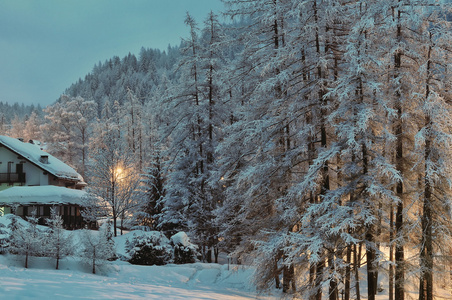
[{"xmin": 0, "ymin": 0, "xmax": 224, "ymax": 107}]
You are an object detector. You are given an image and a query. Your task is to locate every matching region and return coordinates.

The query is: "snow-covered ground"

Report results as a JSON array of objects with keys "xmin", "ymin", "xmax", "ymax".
[
  {"xmin": 0, "ymin": 255, "xmax": 277, "ymax": 300},
  {"xmin": 0, "ymin": 214, "xmax": 277, "ymax": 300},
  {"xmin": 0, "ymin": 214, "xmax": 449, "ymax": 300},
  {"xmin": 2, "ymin": 254, "xmax": 451, "ymax": 300}
]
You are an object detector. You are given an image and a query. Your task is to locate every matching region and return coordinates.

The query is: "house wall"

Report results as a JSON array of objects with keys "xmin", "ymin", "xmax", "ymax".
[
  {"xmin": 0, "ymin": 145, "xmax": 50, "ymax": 189},
  {"xmin": 49, "ymin": 175, "xmax": 65, "ymax": 187},
  {"xmin": 0, "ymin": 206, "xmax": 11, "ymax": 216},
  {"xmin": 0, "ymin": 142, "xmax": 86, "ymax": 225},
  {"xmin": 15, "ymin": 204, "xmax": 84, "ymax": 229}
]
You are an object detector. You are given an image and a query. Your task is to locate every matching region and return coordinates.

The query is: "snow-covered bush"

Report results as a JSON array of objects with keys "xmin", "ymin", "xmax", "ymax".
[
  {"xmin": 170, "ymin": 232, "xmax": 198, "ymax": 264},
  {"xmin": 125, "ymin": 231, "xmax": 172, "ymax": 265},
  {"xmin": 0, "ymin": 223, "xmax": 9, "ymax": 254}
]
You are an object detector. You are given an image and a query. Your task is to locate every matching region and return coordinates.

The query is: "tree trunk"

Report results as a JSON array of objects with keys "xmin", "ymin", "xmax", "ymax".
[
  {"xmin": 344, "ymin": 245, "xmax": 351, "ymax": 300},
  {"xmin": 120, "ymin": 215, "xmax": 124, "ymax": 236},
  {"xmin": 283, "ymin": 263, "xmax": 295, "ymax": 293},
  {"xmin": 214, "ymin": 246, "xmax": 219, "ymax": 263},
  {"xmin": 92, "ymin": 246, "xmax": 96, "ymax": 274},
  {"xmin": 206, "ymin": 247, "xmax": 212, "ymax": 263},
  {"xmin": 420, "ymin": 39, "xmax": 433, "ymax": 300},
  {"xmin": 328, "ymin": 253, "xmax": 338, "ymax": 300},
  {"xmin": 315, "ymin": 258, "xmax": 324, "ymax": 300},
  {"xmin": 112, "ymin": 180, "xmax": 117, "ymax": 237},
  {"xmin": 354, "ymin": 244, "xmax": 361, "ymax": 300},
  {"xmin": 389, "ymin": 205, "xmax": 394, "ymax": 300},
  {"xmin": 274, "ymin": 256, "xmax": 281, "ymax": 289},
  {"xmin": 394, "ymin": 3, "xmax": 404, "ymax": 300},
  {"xmin": 366, "ymin": 234, "xmax": 376, "ymax": 300},
  {"xmin": 309, "ymin": 261, "xmax": 316, "ymax": 300}
]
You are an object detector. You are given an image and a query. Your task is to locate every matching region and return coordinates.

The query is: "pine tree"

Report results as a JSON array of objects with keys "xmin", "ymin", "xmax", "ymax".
[{"xmin": 136, "ymin": 151, "xmax": 165, "ymax": 231}]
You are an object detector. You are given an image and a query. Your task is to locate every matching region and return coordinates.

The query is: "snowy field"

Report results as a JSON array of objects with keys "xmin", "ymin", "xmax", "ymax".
[
  {"xmin": 0, "ymin": 212, "xmax": 449, "ymax": 300},
  {"xmin": 0, "ymin": 256, "xmax": 277, "ymax": 300},
  {"xmin": 1, "ymin": 255, "xmax": 451, "ymax": 300},
  {"xmin": 0, "ymin": 215, "xmax": 278, "ymax": 300}
]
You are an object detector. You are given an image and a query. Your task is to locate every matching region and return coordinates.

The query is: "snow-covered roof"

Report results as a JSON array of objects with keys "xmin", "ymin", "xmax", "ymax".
[
  {"xmin": 0, "ymin": 186, "xmax": 87, "ymax": 205},
  {"xmin": 0, "ymin": 135, "xmax": 83, "ymax": 182}
]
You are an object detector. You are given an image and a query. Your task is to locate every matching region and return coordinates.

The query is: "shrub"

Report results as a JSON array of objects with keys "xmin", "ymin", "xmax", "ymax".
[
  {"xmin": 0, "ymin": 223, "xmax": 8, "ymax": 254},
  {"xmin": 171, "ymin": 232, "xmax": 198, "ymax": 264},
  {"xmin": 125, "ymin": 231, "xmax": 172, "ymax": 265}
]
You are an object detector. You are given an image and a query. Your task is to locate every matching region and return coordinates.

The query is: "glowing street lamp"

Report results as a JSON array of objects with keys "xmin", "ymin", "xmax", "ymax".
[{"xmin": 115, "ymin": 167, "xmax": 123, "ymax": 180}]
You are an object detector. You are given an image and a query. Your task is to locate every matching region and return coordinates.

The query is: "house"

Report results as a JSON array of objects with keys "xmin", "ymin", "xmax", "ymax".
[{"xmin": 0, "ymin": 135, "xmax": 87, "ymax": 228}]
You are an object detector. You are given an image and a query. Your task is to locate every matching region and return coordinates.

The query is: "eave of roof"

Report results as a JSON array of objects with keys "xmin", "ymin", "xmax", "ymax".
[{"xmin": 0, "ymin": 186, "xmax": 87, "ymax": 206}]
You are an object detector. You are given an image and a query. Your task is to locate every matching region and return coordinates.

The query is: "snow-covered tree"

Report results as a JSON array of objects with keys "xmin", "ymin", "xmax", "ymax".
[
  {"xmin": 216, "ymin": 0, "xmax": 345, "ymax": 295},
  {"xmin": 23, "ymin": 111, "xmax": 43, "ymax": 141},
  {"xmin": 123, "ymin": 88, "xmax": 145, "ymax": 170},
  {"xmin": 46, "ymin": 208, "xmax": 73, "ymax": 270},
  {"xmin": 135, "ymin": 151, "xmax": 165, "ymax": 231},
  {"xmin": 410, "ymin": 6, "xmax": 452, "ymax": 299},
  {"xmin": 8, "ymin": 211, "xmax": 44, "ymax": 268},
  {"xmin": 80, "ymin": 220, "xmax": 115, "ymax": 274},
  {"xmin": 160, "ymin": 12, "xmax": 227, "ymax": 263},
  {"xmin": 43, "ymin": 95, "xmax": 97, "ymax": 177},
  {"xmin": 87, "ymin": 127, "xmax": 141, "ymax": 236},
  {"xmin": 8, "ymin": 115, "xmax": 26, "ymax": 140}
]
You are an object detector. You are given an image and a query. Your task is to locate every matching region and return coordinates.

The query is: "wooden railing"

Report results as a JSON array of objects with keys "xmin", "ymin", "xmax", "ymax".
[{"xmin": 0, "ymin": 173, "xmax": 26, "ymax": 184}]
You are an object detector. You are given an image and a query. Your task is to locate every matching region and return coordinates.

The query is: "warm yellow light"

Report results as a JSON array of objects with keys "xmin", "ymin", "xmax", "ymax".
[{"xmin": 115, "ymin": 167, "xmax": 124, "ymax": 180}]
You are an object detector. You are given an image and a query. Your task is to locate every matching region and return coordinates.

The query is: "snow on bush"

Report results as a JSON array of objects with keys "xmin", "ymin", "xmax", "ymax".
[
  {"xmin": 0, "ymin": 215, "xmax": 200, "ymax": 270},
  {"xmin": 170, "ymin": 231, "xmax": 191, "ymax": 246},
  {"xmin": 0, "ymin": 223, "xmax": 8, "ymax": 254},
  {"xmin": 124, "ymin": 230, "xmax": 173, "ymax": 265},
  {"xmin": 170, "ymin": 232, "xmax": 198, "ymax": 264}
]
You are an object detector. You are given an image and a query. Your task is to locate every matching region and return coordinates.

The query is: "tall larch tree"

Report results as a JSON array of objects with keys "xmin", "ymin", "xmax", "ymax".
[{"xmin": 160, "ymin": 12, "xmax": 227, "ymax": 262}]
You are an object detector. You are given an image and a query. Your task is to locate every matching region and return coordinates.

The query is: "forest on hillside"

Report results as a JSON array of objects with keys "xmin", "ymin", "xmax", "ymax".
[{"xmin": 1, "ymin": 1, "xmax": 452, "ymax": 299}]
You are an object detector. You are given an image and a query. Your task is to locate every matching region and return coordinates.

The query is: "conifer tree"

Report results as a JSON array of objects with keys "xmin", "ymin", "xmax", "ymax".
[
  {"xmin": 136, "ymin": 151, "xmax": 165, "ymax": 231},
  {"xmin": 160, "ymin": 12, "xmax": 227, "ymax": 262}
]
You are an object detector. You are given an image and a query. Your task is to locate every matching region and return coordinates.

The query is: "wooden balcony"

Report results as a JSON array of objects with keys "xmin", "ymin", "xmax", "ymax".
[{"xmin": 0, "ymin": 173, "xmax": 26, "ymax": 184}]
